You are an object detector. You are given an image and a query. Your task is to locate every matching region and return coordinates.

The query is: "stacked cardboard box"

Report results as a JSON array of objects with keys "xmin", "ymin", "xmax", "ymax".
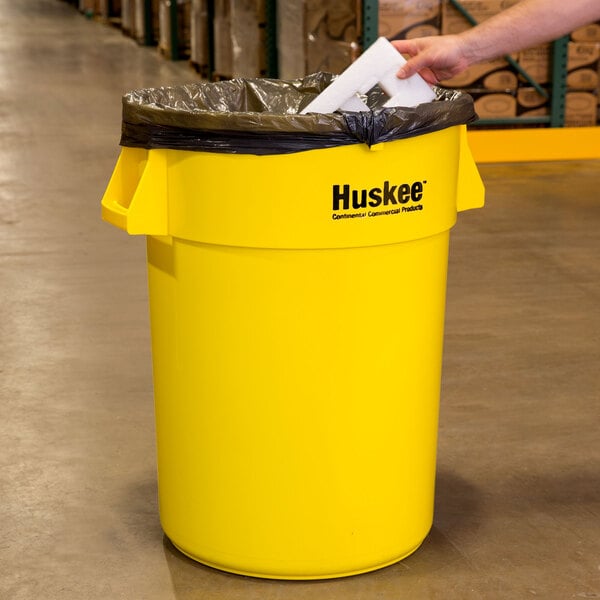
[
  {"xmin": 120, "ymin": 0, "xmax": 135, "ymax": 34},
  {"xmin": 158, "ymin": 0, "xmax": 191, "ymax": 59},
  {"xmin": 275, "ymin": 0, "xmax": 600, "ymax": 127},
  {"xmin": 431, "ymin": 1, "xmax": 600, "ymax": 125},
  {"xmin": 277, "ymin": 0, "xmax": 361, "ymax": 80},
  {"xmin": 98, "ymin": 0, "xmax": 122, "ymax": 23},
  {"xmin": 565, "ymin": 39, "xmax": 600, "ymax": 126},
  {"xmin": 136, "ymin": 0, "xmax": 159, "ymax": 44},
  {"xmin": 438, "ymin": 0, "xmax": 521, "ymax": 118},
  {"xmin": 516, "ymin": 87, "xmax": 549, "ymax": 118},
  {"xmin": 515, "ymin": 44, "xmax": 551, "ymax": 118},
  {"xmin": 213, "ymin": 0, "xmax": 266, "ymax": 78},
  {"xmin": 276, "ymin": 0, "xmax": 305, "ymax": 78},
  {"xmin": 305, "ymin": 0, "xmax": 361, "ymax": 74},
  {"xmin": 190, "ymin": 0, "xmax": 210, "ymax": 76},
  {"xmin": 378, "ymin": 0, "xmax": 441, "ymax": 40},
  {"xmin": 507, "ymin": 35, "xmax": 600, "ymax": 123}
]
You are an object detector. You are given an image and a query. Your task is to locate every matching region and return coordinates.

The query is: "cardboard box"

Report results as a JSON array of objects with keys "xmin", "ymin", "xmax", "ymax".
[
  {"xmin": 277, "ymin": 0, "xmax": 305, "ymax": 78},
  {"xmin": 440, "ymin": 0, "xmax": 521, "ymax": 89},
  {"xmin": 441, "ymin": 0, "xmax": 520, "ymax": 35},
  {"xmin": 440, "ymin": 59, "xmax": 517, "ymax": 89},
  {"xmin": 98, "ymin": 0, "xmax": 121, "ymax": 20},
  {"xmin": 517, "ymin": 86, "xmax": 548, "ymax": 108},
  {"xmin": 305, "ymin": 0, "xmax": 361, "ymax": 75},
  {"xmin": 212, "ymin": 0, "xmax": 265, "ymax": 77},
  {"xmin": 516, "ymin": 86, "xmax": 550, "ymax": 116},
  {"xmin": 565, "ymin": 43, "xmax": 600, "ymax": 91},
  {"xmin": 469, "ymin": 90, "xmax": 517, "ymax": 118},
  {"xmin": 159, "ymin": 0, "xmax": 191, "ymax": 59},
  {"xmin": 134, "ymin": 0, "xmax": 159, "ymax": 44},
  {"xmin": 516, "ymin": 42, "xmax": 600, "ymax": 90},
  {"xmin": 121, "ymin": 0, "xmax": 135, "ymax": 33},
  {"xmin": 570, "ymin": 22, "xmax": 600, "ymax": 42},
  {"xmin": 518, "ymin": 44, "xmax": 551, "ymax": 85},
  {"xmin": 190, "ymin": 0, "xmax": 210, "ymax": 74},
  {"xmin": 517, "ymin": 106, "xmax": 550, "ymax": 118},
  {"xmin": 565, "ymin": 91, "xmax": 597, "ymax": 126},
  {"xmin": 379, "ymin": 0, "xmax": 441, "ymax": 40},
  {"xmin": 567, "ymin": 68, "xmax": 599, "ymax": 91},
  {"xmin": 277, "ymin": 0, "xmax": 360, "ymax": 78},
  {"xmin": 568, "ymin": 41, "xmax": 600, "ymax": 71}
]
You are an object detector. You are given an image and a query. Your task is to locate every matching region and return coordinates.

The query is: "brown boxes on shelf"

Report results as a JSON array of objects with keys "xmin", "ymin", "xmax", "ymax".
[
  {"xmin": 190, "ymin": 0, "xmax": 210, "ymax": 76},
  {"xmin": 570, "ymin": 22, "xmax": 600, "ymax": 42},
  {"xmin": 441, "ymin": 0, "xmax": 519, "ymax": 35},
  {"xmin": 158, "ymin": 0, "xmax": 191, "ymax": 59},
  {"xmin": 440, "ymin": 0, "xmax": 519, "ymax": 90},
  {"xmin": 213, "ymin": 0, "xmax": 266, "ymax": 79},
  {"xmin": 516, "ymin": 41, "xmax": 600, "ymax": 89},
  {"xmin": 468, "ymin": 90, "xmax": 517, "ymax": 118},
  {"xmin": 515, "ymin": 36, "xmax": 600, "ymax": 91},
  {"xmin": 277, "ymin": 0, "xmax": 360, "ymax": 80},
  {"xmin": 565, "ymin": 91, "xmax": 598, "ymax": 126},
  {"xmin": 441, "ymin": 61, "xmax": 518, "ymax": 90},
  {"xmin": 567, "ymin": 42, "xmax": 600, "ymax": 91},
  {"xmin": 305, "ymin": 0, "xmax": 361, "ymax": 75},
  {"xmin": 378, "ymin": 0, "xmax": 441, "ymax": 40},
  {"xmin": 516, "ymin": 43, "xmax": 600, "ymax": 126},
  {"xmin": 98, "ymin": 0, "xmax": 122, "ymax": 23},
  {"xmin": 516, "ymin": 87, "xmax": 550, "ymax": 117},
  {"xmin": 121, "ymin": 0, "xmax": 135, "ymax": 34},
  {"xmin": 565, "ymin": 41, "xmax": 600, "ymax": 126},
  {"xmin": 518, "ymin": 44, "xmax": 551, "ymax": 85},
  {"xmin": 567, "ymin": 68, "xmax": 599, "ymax": 91},
  {"xmin": 133, "ymin": 0, "xmax": 159, "ymax": 44},
  {"xmin": 277, "ymin": 0, "xmax": 305, "ymax": 78}
]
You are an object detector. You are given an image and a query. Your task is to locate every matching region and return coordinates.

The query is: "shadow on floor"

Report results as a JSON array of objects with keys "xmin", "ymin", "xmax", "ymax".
[{"xmin": 160, "ymin": 469, "xmax": 483, "ymax": 599}]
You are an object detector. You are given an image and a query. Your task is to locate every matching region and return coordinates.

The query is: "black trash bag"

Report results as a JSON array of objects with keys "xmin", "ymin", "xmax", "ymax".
[{"xmin": 120, "ymin": 72, "xmax": 478, "ymax": 156}]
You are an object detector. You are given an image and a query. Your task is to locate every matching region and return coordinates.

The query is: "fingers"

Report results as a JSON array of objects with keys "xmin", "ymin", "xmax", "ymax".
[
  {"xmin": 390, "ymin": 39, "xmax": 418, "ymax": 56},
  {"xmin": 390, "ymin": 39, "xmax": 429, "ymax": 79},
  {"xmin": 413, "ymin": 67, "xmax": 440, "ymax": 85},
  {"xmin": 396, "ymin": 54, "xmax": 433, "ymax": 80},
  {"xmin": 396, "ymin": 60, "xmax": 419, "ymax": 79}
]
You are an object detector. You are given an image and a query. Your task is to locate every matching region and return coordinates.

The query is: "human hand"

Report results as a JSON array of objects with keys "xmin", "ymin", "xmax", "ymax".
[{"xmin": 391, "ymin": 35, "xmax": 472, "ymax": 84}]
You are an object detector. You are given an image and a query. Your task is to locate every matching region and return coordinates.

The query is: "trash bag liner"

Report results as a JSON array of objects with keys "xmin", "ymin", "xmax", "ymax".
[{"xmin": 120, "ymin": 72, "xmax": 478, "ymax": 155}]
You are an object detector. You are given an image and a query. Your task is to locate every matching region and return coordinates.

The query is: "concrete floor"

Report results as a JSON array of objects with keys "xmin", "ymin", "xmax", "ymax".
[{"xmin": 1, "ymin": 1, "xmax": 599, "ymax": 598}]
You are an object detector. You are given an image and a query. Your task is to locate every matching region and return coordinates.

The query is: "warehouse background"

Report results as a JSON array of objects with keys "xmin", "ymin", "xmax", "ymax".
[
  {"xmin": 1, "ymin": 0, "xmax": 599, "ymax": 598},
  {"xmin": 72, "ymin": 0, "xmax": 600, "ymax": 126}
]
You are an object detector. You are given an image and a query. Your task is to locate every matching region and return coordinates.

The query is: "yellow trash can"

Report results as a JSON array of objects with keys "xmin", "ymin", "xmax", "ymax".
[{"xmin": 101, "ymin": 78, "xmax": 484, "ymax": 580}]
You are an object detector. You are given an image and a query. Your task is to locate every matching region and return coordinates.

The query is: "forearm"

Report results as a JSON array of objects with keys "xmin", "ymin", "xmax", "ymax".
[
  {"xmin": 460, "ymin": 0, "xmax": 600, "ymax": 65},
  {"xmin": 394, "ymin": 0, "xmax": 600, "ymax": 82}
]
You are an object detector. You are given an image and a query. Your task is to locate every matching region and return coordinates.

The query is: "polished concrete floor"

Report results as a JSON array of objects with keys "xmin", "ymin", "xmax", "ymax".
[{"xmin": 1, "ymin": 1, "xmax": 599, "ymax": 598}]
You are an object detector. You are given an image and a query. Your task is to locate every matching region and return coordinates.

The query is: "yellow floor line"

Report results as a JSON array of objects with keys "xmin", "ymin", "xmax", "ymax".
[{"xmin": 467, "ymin": 127, "xmax": 600, "ymax": 163}]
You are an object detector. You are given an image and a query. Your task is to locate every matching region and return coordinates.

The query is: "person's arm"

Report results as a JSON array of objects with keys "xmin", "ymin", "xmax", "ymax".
[{"xmin": 393, "ymin": 0, "xmax": 600, "ymax": 83}]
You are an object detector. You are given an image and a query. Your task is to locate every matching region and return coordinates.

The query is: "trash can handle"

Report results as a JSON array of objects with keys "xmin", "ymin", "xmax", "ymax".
[
  {"xmin": 101, "ymin": 148, "xmax": 169, "ymax": 235},
  {"xmin": 456, "ymin": 126, "xmax": 485, "ymax": 212}
]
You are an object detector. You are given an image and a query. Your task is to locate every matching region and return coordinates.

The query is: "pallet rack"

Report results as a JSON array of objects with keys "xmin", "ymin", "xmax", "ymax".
[
  {"xmin": 145, "ymin": 0, "xmax": 570, "ymax": 129},
  {"xmin": 360, "ymin": 0, "xmax": 569, "ymax": 128}
]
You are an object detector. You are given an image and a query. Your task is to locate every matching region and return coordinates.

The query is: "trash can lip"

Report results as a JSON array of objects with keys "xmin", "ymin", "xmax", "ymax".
[
  {"xmin": 120, "ymin": 76, "xmax": 478, "ymax": 154},
  {"xmin": 122, "ymin": 78, "xmax": 472, "ymax": 118}
]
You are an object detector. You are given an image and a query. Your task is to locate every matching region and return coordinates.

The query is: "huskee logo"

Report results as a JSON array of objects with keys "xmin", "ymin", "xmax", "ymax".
[{"xmin": 332, "ymin": 180, "xmax": 427, "ymax": 220}]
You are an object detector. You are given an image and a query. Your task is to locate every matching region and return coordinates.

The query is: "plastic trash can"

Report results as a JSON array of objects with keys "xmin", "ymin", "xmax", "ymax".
[{"xmin": 101, "ymin": 76, "xmax": 484, "ymax": 580}]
